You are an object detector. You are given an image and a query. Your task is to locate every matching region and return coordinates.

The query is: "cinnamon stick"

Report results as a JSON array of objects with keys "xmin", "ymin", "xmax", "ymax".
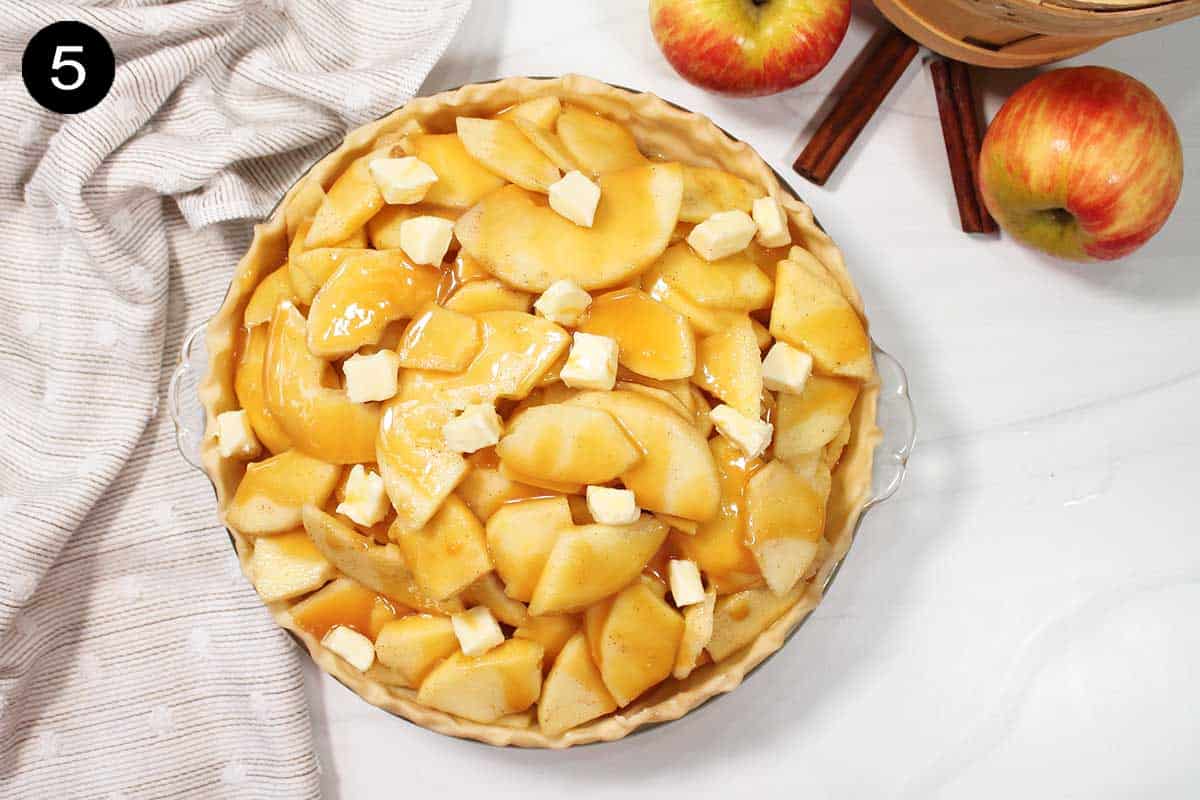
[
  {"xmin": 930, "ymin": 59, "xmax": 997, "ymax": 234},
  {"xmin": 793, "ymin": 28, "xmax": 919, "ymax": 186}
]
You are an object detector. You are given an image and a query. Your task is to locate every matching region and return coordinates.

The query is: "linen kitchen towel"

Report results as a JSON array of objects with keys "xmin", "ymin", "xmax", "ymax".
[{"xmin": 0, "ymin": 0, "xmax": 469, "ymax": 796}]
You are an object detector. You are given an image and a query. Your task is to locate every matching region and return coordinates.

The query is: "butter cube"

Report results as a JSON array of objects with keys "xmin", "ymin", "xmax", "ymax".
[
  {"xmin": 336, "ymin": 465, "xmax": 391, "ymax": 527},
  {"xmin": 668, "ymin": 559, "xmax": 705, "ymax": 607},
  {"xmin": 560, "ymin": 331, "xmax": 617, "ymax": 391},
  {"xmin": 711, "ymin": 404, "xmax": 773, "ymax": 458},
  {"xmin": 216, "ymin": 409, "xmax": 261, "ymax": 460},
  {"xmin": 548, "ymin": 170, "xmax": 601, "ymax": 228},
  {"xmin": 752, "ymin": 196, "xmax": 791, "ymax": 248},
  {"xmin": 322, "ymin": 625, "xmax": 376, "ymax": 671},
  {"xmin": 399, "ymin": 215, "xmax": 454, "ymax": 265},
  {"xmin": 443, "ymin": 403, "xmax": 503, "ymax": 453},
  {"xmin": 369, "ymin": 156, "xmax": 438, "ymax": 205},
  {"xmin": 585, "ymin": 485, "xmax": 640, "ymax": 526},
  {"xmin": 342, "ymin": 350, "xmax": 401, "ymax": 403},
  {"xmin": 533, "ymin": 279, "xmax": 592, "ymax": 326},
  {"xmin": 687, "ymin": 210, "xmax": 757, "ymax": 261},
  {"xmin": 451, "ymin": 606, "xmax": 504, "ymax": 656},
  {"xmin": 761, "ymin": 342, "xmax": 813, "ymax": 395}
]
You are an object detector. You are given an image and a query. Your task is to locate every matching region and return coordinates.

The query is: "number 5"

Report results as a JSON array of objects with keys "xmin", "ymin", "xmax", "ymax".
[{"xmin": 50, "ymin": 45, "xmax": 85, "ymax": 91}]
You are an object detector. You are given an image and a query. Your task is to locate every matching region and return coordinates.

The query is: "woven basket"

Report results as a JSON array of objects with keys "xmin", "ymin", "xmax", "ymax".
[{"xmin": 874, "ymin": 0, "xmax": 1200, "ymax": 67}]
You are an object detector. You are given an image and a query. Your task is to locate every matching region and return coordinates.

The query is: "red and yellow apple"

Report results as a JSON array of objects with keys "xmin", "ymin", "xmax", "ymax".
[
  {"xmin": 979, "ymin": 66, "xmax": 1183, "ymax": 262},
  {"xmin": 649, "ymin": 0, "xmax": 851, "ymax": 97}
]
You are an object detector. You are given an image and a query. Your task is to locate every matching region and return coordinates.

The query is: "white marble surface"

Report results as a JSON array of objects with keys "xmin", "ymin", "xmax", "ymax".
[{"xmin": 304, "ymin": 2, "xmax": 1200, "ymax": 796}]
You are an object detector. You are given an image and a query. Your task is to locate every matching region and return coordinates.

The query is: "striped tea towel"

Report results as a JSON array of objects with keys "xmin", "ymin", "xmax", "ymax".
[{"xmin": 0, "ymin": 0, "xmax": 469, "ymax": 796}]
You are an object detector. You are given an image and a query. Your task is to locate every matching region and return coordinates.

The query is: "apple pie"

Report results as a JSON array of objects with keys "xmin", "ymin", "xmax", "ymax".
[{"xmin": 199, "ymin": 75, "xmax": 880, "ymax": 747}]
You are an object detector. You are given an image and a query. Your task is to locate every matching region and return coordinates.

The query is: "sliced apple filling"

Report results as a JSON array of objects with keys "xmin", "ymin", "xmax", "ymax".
[
  {"xmin": 220, "ymin": 97, "xmax": 871, "ymax": 738},
  {"xmin": 263, "ymin": 303, "xmax": 380, "ymax": 464},
  {"xmin": 454, "ymin": 163, "xmax": 683, "ymax": 292},
  {"xmin": 305, "ymin": 252, "xmax": 440, "ymax": 358}
]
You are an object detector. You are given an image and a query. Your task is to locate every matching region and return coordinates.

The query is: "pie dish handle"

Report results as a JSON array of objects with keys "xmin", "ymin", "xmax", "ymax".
[
  {"xmin": 168, "ymin": 321, "xmax": 209, "ymax": 473},
  {"xmin": 865, "ymin": 343, "xmax": 916, "ymax": 509}
]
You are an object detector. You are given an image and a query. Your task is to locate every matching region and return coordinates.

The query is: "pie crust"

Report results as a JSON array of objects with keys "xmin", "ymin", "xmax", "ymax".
[{"xmin": 198, "ymin": 74, "xmax": 880, "ymax": 748}]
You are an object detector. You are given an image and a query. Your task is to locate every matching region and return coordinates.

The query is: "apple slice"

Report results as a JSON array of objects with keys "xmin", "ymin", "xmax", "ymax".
[
  {"xmin": 497, "ymin": 463, "xmax": 583, "ymax": 496},
  {"xmin": 498, "ymin": 95, "xmax": 562, "ymax": 129},
  {"xmin": 652, "ymin": 242, "xmax": 773, "ymax": 311},
  {"xmin": 305, "ymin": 149, "xmax": 390, "ymax": 248},
  {"xmin": 615, "ymin": 382, "xmax": 691, "ymax": 421},
  {"xmin": 456, "ymin": 117, "xmax": 561, "ymax": 193},
  {"xmin": 263, "ymin": 303, "xmax": 381, "ymax": 464},
  {"xmin": 374, "ymin": 615, "xmax": 459, "ymax": 686},
  {"xmin": 288, "ymin": 245, "xmax": 383, "ymax": 306},
  {"xmin": 289, "ymin": 576, "xmax": 387, "ymax": 640},
  {"xmin": 673, "ymin": 589, "xmax": 716, "ymax": 680},
  {"xmin": 707, "ymin": 582, "xmax": 805, "ymax": 661},
  {"xmin": 503, "ymin": 389, "xmax": 549, "ymax": 429},
  {"xmin": 225, "ymin": 449, "xmax": 341, "ymax": 535},
  {"xmin": 306, "ymin": 251, "xmax": 440, "ymax": 358},
  {"xmin": 301, "ymin": 506, "xmax": 460, "ymax": 615},
  {"xmin": 400, "ymin": 133, "xmax": 506, "ymax": 208},
  {"xmin": 396, "ymin": 305, "xmax": 480, "ymax": 373},
  {"xmin": 451, "ymin": 250, "xmax": 491, "ymax": 285},
  {"xmin": 285, "ymin": 177, "xmax": 326, "ymax": 239},
  {"xmin": 454, "ymin": 163, "xmax": 683, "ymax": 292},
  {"xmin": 416, "ymin": 639, "xmax": 543, "ymax": 724},
  {"xmin": 655, "ymin": 513, "xmax": 698, "ymax": 536},
  {"xmin": 745, "ymin": 460, "xmax": 828, "ymax": 596},
  {"xmin": 337, "ymin": 228, "xmax": 369, "ymax": 248},
  {"xmin": 676, "ymin": 437, "xmax": 761, "ymax": 580},
  {"xmin": 692, "ymin": 316, "xmax": 762, "ymax": 418},
  {"xmin": 456, "ymin": 463, "xmax": 547, "ymax": 523},
  {"xmin": 774, "ymin": 374, "xmax": 860, "ymax": 463},
  {"xmin": 824, "ymin": 421, "xmax": 852, "ymax": 468},
  {"xmin": 750, "ymin": 317, "xmax": 772, "ymax": 350},
  {"xmin": 577, "ymin": 288, "xmax": 696, "ymax": 381},
  {"xmin": 243, "ymin": 267, "xmax": 297, "ymax": 328},
  {"xmin": 461, "ymin": 572, "xmax": 530, "ymax": 628},
  {"xmin": 643, "ymin": 258, "xmax": 753, "ymax": 336},
  {"xmin": 555, "ymin": 106, "xmax": 647, "ymax": 176},
  {"xmin": 679, "ymin": 165, "xmax": 759, "ymax": 223},
  {"xmin": 366, "ymin": 663, "xmax": 413, "ymax": 688},
  {"xmin": 617, "ymin": 370, "xmax": 694, "ymax": 409},
  {"xmin": 567, "ymin": 390, "xmax": 719, "ymax": 522},
  {"xmin": 513, "ymin": 118, "xmax": 579, "ymax": 172},
  {"xmin": 399, "ymin": 311, "xmax": 570, "ymax": 409},
  {"xmin": 486, "ymin": 496, "xmax": 574, "ymax": 602},
  {"xmin": 496, "ymin": 404, "xmax": 642, "ymax": 486},
  {"xmin": 583, "ymin": 597, "xmax": 612, "ymax": 668},
  {"xmin": 393, "ymin": 494, "xmax": 491, "ymax": 600},
  {"xmin": 689, "ymin": 384, "xmax": 714, "ymax": 437},
  {"xmin": 367, "ymin": 204, "xmax": 460, "ymax": 250},
  {"xmin": 248, "ymin": 529, "xmax": 336, "ymax": 603},
  {"xmin": 528, "ymin": 516, "xmax": 668, "ymax": 616},
  {"xmin": 538, "ymin": 632, "xmax": 617, "ymax": 736},
  {"xmin": 770, "ymin": 250, "xmax": 871, "ymax": 380},
  {"xmin": 514, "ymin": 614, "xmax": 579, "ymax": 670},
  {"xmin": 442, "ymin": 279, "xmax": 533, "ymax": 315},
  {"xmin": 234, "ymin": 325, "xmax": 292, "ymax": 454},
  {"xmin": 375, "ymin": 399, "xmax": 468, "ymax": 533},
  {"xmin": 594, "ymin": 578, "xmax": 683, "ymax": 706}
]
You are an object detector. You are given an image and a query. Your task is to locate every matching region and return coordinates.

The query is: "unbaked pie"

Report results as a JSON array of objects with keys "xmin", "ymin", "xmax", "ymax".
[{"xmin": 199, "ymin": 75, "xmax": 879, "ymax": 747}]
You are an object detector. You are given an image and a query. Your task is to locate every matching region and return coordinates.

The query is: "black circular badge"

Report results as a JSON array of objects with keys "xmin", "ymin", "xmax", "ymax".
[{"xmin": 22, "ymin": 21, "xmax": 115, "ymax": 115}]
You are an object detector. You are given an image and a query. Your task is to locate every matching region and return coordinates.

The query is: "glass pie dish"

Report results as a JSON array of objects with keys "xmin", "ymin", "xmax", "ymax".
[{"xmin": 169, "ymin": 75, "xmax": 916, "ymax": 748}]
